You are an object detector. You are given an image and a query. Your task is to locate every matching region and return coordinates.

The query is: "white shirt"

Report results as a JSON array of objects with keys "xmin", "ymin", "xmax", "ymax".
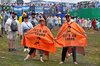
[
  {"xmin": 20, "ymin": 22, "xmax": 33, "ymax": 33},
  {"xmin": 47, "ymin": 17, "xmax": 54, "ymax": 24},
  {"xmin": 5, "ymin": 18, "xmax": 20, "ymax": 32},
  {"xmin": 54, "ymin": 16, "xmax": 58, "ymax": 23}
]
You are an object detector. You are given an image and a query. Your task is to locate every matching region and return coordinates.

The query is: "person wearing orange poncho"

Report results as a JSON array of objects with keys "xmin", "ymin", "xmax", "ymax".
[
  {"xmin": 55, "ymin": 14, "xmax": 88, "ymax": 64},
  {"xmin": 21, "ymin": 18, "xmax": 56, "ymax": 62}
]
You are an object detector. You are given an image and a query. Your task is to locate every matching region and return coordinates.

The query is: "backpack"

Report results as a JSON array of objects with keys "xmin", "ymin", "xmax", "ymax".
[{"xmin": 10, "ymin": 19, "xmax": 18, "ymax": 32}]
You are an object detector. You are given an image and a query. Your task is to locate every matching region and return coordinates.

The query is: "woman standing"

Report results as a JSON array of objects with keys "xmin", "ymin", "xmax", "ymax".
[
  {"xmin": 92, "ymin": 18, "xmax": 96, "ymax": 30},
  {"xmin": 22, "ymin": 18, "xmax": 56, "ymax": 62},
  {"xmin": 87, "ymin": 18, "xmax": 91, "ymax": 30},
  {"xmin": 96, "ymin": 19, "xmax": 99, "ymax": 31},
  {"xmin": 21, "ymin": 16, "xmax": 33, "ymax": 52}
]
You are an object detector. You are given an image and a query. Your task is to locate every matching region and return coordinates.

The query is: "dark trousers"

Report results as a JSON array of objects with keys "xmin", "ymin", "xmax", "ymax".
[
  {"xmin": 29, "ymin": 48, "xmax": 43, "ymax": 57},
  {"xmin": 61, "ymin": 47, "xmax": 76, "ymax": 62},
  {"xmin": 1, "ymin": 27, "xmax": 6, "ymax": 34},
  {"xmin": 24, "ymin": 46, "xmax": 28, "ymax": 48}
]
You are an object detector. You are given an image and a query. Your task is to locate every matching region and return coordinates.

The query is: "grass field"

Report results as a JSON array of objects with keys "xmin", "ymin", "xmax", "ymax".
[{"xmin": 0, "ymin": 29, "xmax": 100, "ymax": 66}]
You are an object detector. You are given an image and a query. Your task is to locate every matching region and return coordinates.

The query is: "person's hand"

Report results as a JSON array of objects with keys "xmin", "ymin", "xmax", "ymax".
[
  {"xmin": 84, "ymin": 34, "xmax": 87, "ymax": 37},
  {"xmin": 54, "ymin": 37, "xmax": 57, "ymax": 41},
  {"xmin": 18, "ymin": 32, "xmax": 19, "ymax": 36},
  {"xmin": 7, "ymin": 31, "xmax": 9, "ymax": 35},
  {"xmin": 25, "ymin": 33, "xmax": 27, "ymax": 35},
  {"xmin": 21, "ymin": 32, "xmax": 23, "ymax": 36}
]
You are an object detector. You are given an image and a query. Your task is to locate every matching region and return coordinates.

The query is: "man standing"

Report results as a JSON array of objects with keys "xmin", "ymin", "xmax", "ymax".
[
  {"xmin": 75, "ymin": 16, "xmax": 80, "ymax": 25},
  {"xmin": 47, "ymin": 15, "xmax": 54, "ymax": 31},
  {"xmin": 29, "ymin": 13, "xmax": 38, "ymax": 27},
  {"xmin": 35, "ymin": 13, "xmax": 40, "ymax": 23},
  {"xmin": 5, "ymin": 12, "xmax": 20, "ymax": 51},
  {"xmin": 55, "ymin": 14, "xmax": 87, "ymax": 64},
  {"xmin": 43, "ymin": 14, "xmax": 47, "ymax": 26},
  {"xmin": 1, "ymin": 10, "xmax": 8, "ymax": 34}
]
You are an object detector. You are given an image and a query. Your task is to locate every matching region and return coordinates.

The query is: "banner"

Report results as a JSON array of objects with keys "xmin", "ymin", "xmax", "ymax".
[
  {"xmin": 69, "ymin": 8, "xmax": 100, "ymax": 22},
  {"xmin": 23, "ymin": 6, "xmax": 30, "ymax": 11},
  {"xmin": 35, "ymin": 6, "xmax": 43, "ymax": 13},
  {"xmin": 14, "ymin": 6, "xmax": 22, "ymax": 12},
  {"xmin": 44, "ymin": 6, "xmax": 51, "ymax": 11},
  {"xmin": 30, "ymin": 6, "xmax": 35, "ymax": 11},
  {"xmin": 2, "ymin": 5, "xmax": 10, "ymax": 11},
  {"xmin": 63, "ymin": 7, "xmax": 66, "ymax": 12}
]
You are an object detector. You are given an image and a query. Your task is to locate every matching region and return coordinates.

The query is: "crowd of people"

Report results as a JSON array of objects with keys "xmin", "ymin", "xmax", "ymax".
[
  {"xmin": 0, "ymin": 9, "xmax": 100, "ymax": 38},
  {"xmin": 0, "ymin": 9, "xmax": 98, "ymax": 65},
  {"xmin": 0, "ymin": 1, "xmax": 100, "ymax": 65},
  {"xmin": 68, "ymin": 16, "xmax": 100, "ymax": 31},
  {"xmin": 0, "ymin": 3, "xmax": 68, "ymax": 14},
  {"xmin": 1, "ymin": 1, "xmax": 100, "ymax": 14},
  {"xmin": 71, "ymin": 1, "xmax": 100, "ymax": 11}
]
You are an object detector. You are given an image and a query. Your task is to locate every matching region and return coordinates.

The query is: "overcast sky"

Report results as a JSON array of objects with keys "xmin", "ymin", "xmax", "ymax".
[{"xmin": 23, "ymin": 0, "xmax": 99, "ymax": 3}]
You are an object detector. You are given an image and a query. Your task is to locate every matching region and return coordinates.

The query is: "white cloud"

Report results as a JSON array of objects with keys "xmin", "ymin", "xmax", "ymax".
[
  {"xmin": 44, "ymin": 0, "xmax": 91, "ymax": 3},
  {"xmin": 23, "ymin": 0, "xmax": 31, "ymax": 3}
]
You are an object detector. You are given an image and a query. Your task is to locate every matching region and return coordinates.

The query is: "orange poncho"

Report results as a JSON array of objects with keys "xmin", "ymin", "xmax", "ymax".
[
  {"xmin": 56, "ymin": 21, "xmax": 87, "ymax": 47},
  {"xmin": 21, "ymin": 18, "xmax": 56, "ymax": 59},
  {"xmin": 56, "ymin": 21, "xmax": 88, "ymax": 56}
]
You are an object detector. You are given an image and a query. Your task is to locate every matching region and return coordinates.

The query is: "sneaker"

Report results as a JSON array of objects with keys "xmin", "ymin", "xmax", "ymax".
[
  {"xmin": 26, "ymin": 48, "xmax": 30, "ymax": 52},
  {"xmin": 8, "ymin": 49, "xmax": 11, "ymax": 52},
  {"xmin": 24, "ymin": 48, "xmax": 27, "ymax": 52},
  {"xmin": 12, "ymin": 48, "xmax": 16, "ymax": 51}
]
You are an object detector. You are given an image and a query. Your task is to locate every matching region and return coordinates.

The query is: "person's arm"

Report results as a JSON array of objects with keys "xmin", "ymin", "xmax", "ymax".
[
  {"xmin": 6, "ymin": 13, "xmax": 9, "ymax": 19},
  {"xmin": 6, "ymin": 19, "xmax": 10, "ymax": 35},
  {"xmin": 0, "ymin": 15, "xmax": 3, "ymax": 19},
  {"xmin": 20, "ymin": 23, "xmax": 23, "ymax": 36},
  {"xmin": 17, "ymin": 20, "xmax": 20, "ymax": 35},
  {"xmin": 46, "ymin": 18, "xmax": 49, "ymax": 22}
]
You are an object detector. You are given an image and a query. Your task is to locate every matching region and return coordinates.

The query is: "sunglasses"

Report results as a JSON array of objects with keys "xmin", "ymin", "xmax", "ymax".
[{"xmin": 65, "ymin": 16, "xmax": 70, "ymax": 18}]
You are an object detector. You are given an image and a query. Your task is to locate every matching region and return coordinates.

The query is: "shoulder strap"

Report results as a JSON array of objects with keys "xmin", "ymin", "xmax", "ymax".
[{"xmin": 25, "ymin": 23, "xmax": 31, "ymax": 29}]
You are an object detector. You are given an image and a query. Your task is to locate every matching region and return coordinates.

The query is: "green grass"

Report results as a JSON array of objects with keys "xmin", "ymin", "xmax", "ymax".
[{"xmin": 0, "ymin": 28, "xmax": 100, "ymax": 66}]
